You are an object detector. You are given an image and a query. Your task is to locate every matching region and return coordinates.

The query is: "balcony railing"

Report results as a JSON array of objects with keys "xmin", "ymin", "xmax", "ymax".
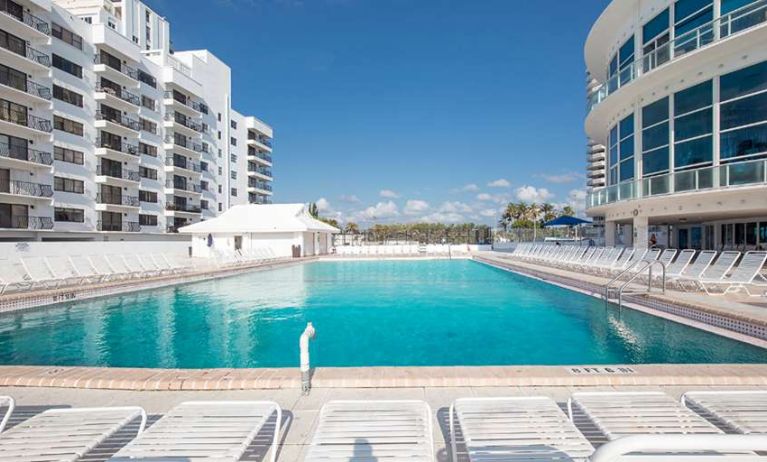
[
  {"xmin": 0, "ymin": 108, "xmax": 52, "ymax": 132},
  {"xmin": 96, "ymin": 111, "xmax": 141, "ymax": 131},
  {"xmin": 166, "ymin": 203, "xmax": 202, "ymax": 213},
  {"xmin": 163, "ymin": 90, "xmax": 203, "ymax": 112},
  {"xmin": 97, "ymin": 221, "xmax": 140, "ymax": 232},
  {"xmin": 248, "ymin": 179, "xmax": 272, "ymax": 191},
  {"xmin": 96, "ymin": 83, "xmax": 140, "ymax": 106},
  {"xmin": 0, "ymin": 6, "xmax": 50, "ymax": 35},
  {"xmin": 248, "ymin": 133, "xmax": 273, "ymax": 148},
  {"xmin": 588, "ymin": 0, "xmax": 767, "ymax": 114},
  {"xmin": 97, "ymin": 165, "xmax": 140, "ymax": 182},
  {"xmin": 0, "ymin": 72, "xmax": 51, "ymax": 99},
  {"xmin": 97, "ymin": 140, "xmax": 139, "ymax": 156},
  {"xmin": 0, "ymin": 179, "xmax": 53, "ymax": 197},
  {"xmin": 0, "ymin": 41, "xmax": 51, "ymax": 67},
  {"xmin": 0, "ymin": 143, "xmax": 52, "ymax": 166},
  {"xmin": 165, "ymin": 157, "xmax": 201, "ymax": 172},
  {"xmin": 253, "ymin": 167, "xmax": 273, "ymax": 177},
  {"xmin": 94, "ymin": 55, "xmax": 138, "ymax": 80},
  {"xmin": 249, "ymin": 150, "xmax": 273, "ymax": 163},
  {"xmin": 165, "ymin": 179, "xmax": 202, "ymax": 193},
  {"xmin": 0, "ymin": 215, "xmax": 53, "ymax": 230},
  {"xmin": 165, "ymin": 112, "xmax": 203, "ymax": 132},
  {"xmin": 96, "ymin": 193, "xmax": 139, "ymax": 207},
  {"xmin": 586, "ymin": 157, "xmax": 767, "ymax": 209},
  {"xmin": 164, "ymin": 135, "xmax": 204, "ymax": 153}
]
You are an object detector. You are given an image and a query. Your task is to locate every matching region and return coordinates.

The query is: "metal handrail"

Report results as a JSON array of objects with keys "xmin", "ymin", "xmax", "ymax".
[{"xmin": 604, "ymin": 258, "xmax": 666, "ymax": 309}]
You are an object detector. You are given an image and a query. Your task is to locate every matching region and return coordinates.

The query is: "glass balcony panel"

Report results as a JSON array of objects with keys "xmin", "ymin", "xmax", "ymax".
[{"xmin": 727, "ymin": 160, "xmax": 765, "ymax": 186}]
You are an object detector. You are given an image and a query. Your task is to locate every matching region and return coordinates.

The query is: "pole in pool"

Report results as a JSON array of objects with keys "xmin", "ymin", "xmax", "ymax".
[{"xmin": 300, "ymin": 322, "xmax": 316, "ymax": 395}]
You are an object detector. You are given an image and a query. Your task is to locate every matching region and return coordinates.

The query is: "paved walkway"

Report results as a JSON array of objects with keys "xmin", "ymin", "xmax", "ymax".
[{"xmin": 2, "ymin": 383, "xmax": 764, "ymax": 462}]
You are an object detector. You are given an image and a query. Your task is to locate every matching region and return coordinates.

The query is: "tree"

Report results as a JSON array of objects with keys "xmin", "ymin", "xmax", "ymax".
[
  {"xmin": 540, "ymin": 203, "xmax": 557, "ymax": 224},
  {"xmin": 320, "ymin": 217, "xmax": 339, "ymax": 228},
  {"xmin": 308, "ymin": 202, "xmax": 319, "ymax": 218},
  {"xmin": 344, "ymin": 222, "xmax": 360, "ymax": 234},
  {"xmin": 560, "ymin": 205, "xmax": 576, "ymax": 217}
]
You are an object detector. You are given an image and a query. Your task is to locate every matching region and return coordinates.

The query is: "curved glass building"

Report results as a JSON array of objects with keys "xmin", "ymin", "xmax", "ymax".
[{"xmin": 584, "ymin": 0, "xmax": 767, "ymax": 250}]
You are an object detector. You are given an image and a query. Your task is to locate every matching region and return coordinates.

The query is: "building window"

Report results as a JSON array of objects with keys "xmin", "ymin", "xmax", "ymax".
[
  {"xmin": 54, "ymin": 207, "xmax": 84, "ymax": 222},
  {"xmin": 139, "ymin": 142, "xmax": 157, "ymax": 157},
  {"xmin": 231, "ymin": 120, "xmax": 237, "ymax": 129},
  {"xmin": 53, "ymin": 115, "xmax": 84, "ymax": 136},
  {"xmin": 675, "ymin": 80, "xmax": 713, "ymax": 169},
  {"xmin": 608, "ymin": 114, "xmax": 634, "ymax": 184},
  {"xmin": 641, "ymin": 96, "xmax": 670, "ymax": 177},
  {"xmin": 52, "ymin": 54, "xmax": 83, "ymax": 78},
  {"xmin": 642, "ymin": 9, "xmax": 670, "ymax": 72},
  {"xmin": 140, "ymin": 118, "xmax": 157, "ymax": 134},
  {"xmin": 720, "ymin": 61, "xmax": 767, "ymax": 161},
  {"xmin": 0, "ymin": 29, "xmax": 25, "ymax": 57},
  {"xmin": 218, "ymin": 185, "xmax": 222, "ymax": 194},
  {"xmin": 141, "ymin": 95, "xmax": 156, "ymax": 111},
  {"xmin": 200, "ymin": 161, "xmax": 208, "ymax": 171},
  {"xmin": 53, "ymin": 85, "xmax": 84, "ymax": 107},
  {"xmin": 231, "ymin": 187, "xmax": 237, "ymax": 197},
  {"xmin": 139, "ymin": 214, "xmax": 158, "ymax": 226},
  {"xmin": 201, "ymin": 200, "xmax": 209, "ymax": 210},
  {"xmin": 54, "ymin": 145, "xmax": 84, "ymax": 165},
  {"xmin": 231, "ymin": 171, "xmax": 237, "ymax": 180},
  {"xmin": 674, "ymin": 0, "xmax": 713, "ymax": 53},
  {"xmin": 138, "ymin": 70, "xmax": 157, "ymax": 88},
  {"xmin": 218, "ymin": 202, "xmax": 222, "ymax": 212},
  {"xmin": 218, "ymin": 166, "xmax": 222, "ymax": 175},
  {"xmin": 0, "ymin": 63, "xmax": 27, "ymax": 93},
  {"xmin": 217, "ymin": 131, "xmax": 221, "ymax": 140},
  {"xmin": 201, "ymin": 180, "xmax": 208, "ymax": 191},
  {"xmin": 218, "ymin": 113, "xmax": 222, "ymax": 122},
  {"xmin": 54, "ymin": 176, "xmax": 84, "ymax": 194},
  {"xmin": 139, "ymin": 166, "xmax": 157, "ymax": 180},
  {"xmin": 231, "ymin": 137, "xmax": 237, "ymax": 146},
  {"xmin": 608, "ymin": 35, "xmax": 635, "ymax": 90},
  {"xmin": 139, "ymin": 190, "xmax": 158, "ymax": 203},
  {"xmin": 51, "ymin": 22, "xmax": 83, "ymax": 50}
]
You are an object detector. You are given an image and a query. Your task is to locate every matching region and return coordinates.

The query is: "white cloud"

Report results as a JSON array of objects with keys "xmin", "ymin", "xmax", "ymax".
[
  {"xmin": 418, "ymin": 212, "xmax": 466, "ymax": 224},
  {"xmin": 358, "ymin": 201, "xmax": 399, "ymax": 220},
  {"xmin": 536, "ymin": 171, "xmax": 584, "ymax": 184},
  {"xmin": 476, "ymin": 193, "xmax": 511, "ymax": 204},
  {"xmin": 379, "ymin": 189, "xmax": 400, "ymax": 199},
  {"xmin": 487, "ymin": 178, "xmax": 511, "ymax": 188},
  {"xmin": 404, "ymin": 200, "xmax": 430, "ymax": 216},
  {"xmin": 439, "ymin": 201, "xmax": 473, "ymax": 214},
  {"xmin": 515, "ymin": 185, "xmax": 554, "ymax": 203},
  {"xmin": 315, "ymin": 198, "xmax": 331, "ymax": 212},
  {"xmin": 339, "ymin": 194, "xmax": 361, "ymax": 204},
  {"xmin": 476, "ymin": 193, "xmax": 493, "ymax": 202},
  {"xmin": 459, "ymin": 183, "xmax": 480, "ymax": 192},
  {"xmin": 480, "ymin": 209, "xmax": 498, "ymax": 218},
  {"xmin": 565, "ymin": 189, "xmax": 588, "ymax": 216}
]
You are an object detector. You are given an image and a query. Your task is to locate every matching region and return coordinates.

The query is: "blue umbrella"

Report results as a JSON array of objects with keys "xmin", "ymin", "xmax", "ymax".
[{"xmin": 543, "ymin": 216, "xmax": 592, "ymax": 227}]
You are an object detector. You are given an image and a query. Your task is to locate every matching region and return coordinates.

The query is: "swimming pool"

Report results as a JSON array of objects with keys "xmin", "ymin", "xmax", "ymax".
[{"xmin": 0, "ymin": 260, "xmax": 763, "ymax": 368}]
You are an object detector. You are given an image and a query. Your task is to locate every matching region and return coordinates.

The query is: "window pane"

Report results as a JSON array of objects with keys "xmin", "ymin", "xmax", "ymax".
[
  {"xmin": 610, "ymin": 145, "xmax": 618, "ymax": 166},
  {"xmin": 643, "ymin": 122, "xmax": 669, "ymax": 151},
  {"xmin": 721, "ymin": 123, "xmax": 767, "ymax": 159},
  {"xmin": 619, "ymin": 36, "xmax": 635, "ymax": 66},
  {"xmin": 675, "ymin": 7, "xmax": 713, "ymax": 36},
  {"xmin": 642, "ymin": 97, "xmax": 669, "ymax": 127},
  {"xmin": 675, "ymin": 0, "xmax": 713, "ymax": 22},
  {"xmin": 722, "ymin": 0, "xmax": 758, "ymax": 14},
  {"xmin": 644, "ymin": 9, "xmax": 670, "ymax": 43},
  {"xmin": 644, "ymin": 146, "xmax": 670, "ymax": 175},
  {"xmin": 720, "ymin": 60, "xmax": 767, "ymax": 102},
  {"xmin": 720, "ymin": 91, "xmax": 767, "ymax": 130},
  {"xmin": 675, "ymin": 80, "xmax": 712, "ymax": 114},
  {"xmin": 620, "ymin": 159, "xmax": 635, "ymax": 182},
  {"xmin": 609, "ymin": 125, "xmax": 618, "ymax": 148},
  {"xmin": 620, "ymin": 137, "xmax": 635, "ymax": 160},
  {"xmin": 675, "ymin": 109, "xmax": 712, "ymax": 141},
  {"xmin": 620, "ymin": 114, "xmax": 634, "ymax": 139},
  {"xmin": 675, "ymin": 136, "xmax": 713, "ymax": 167}
]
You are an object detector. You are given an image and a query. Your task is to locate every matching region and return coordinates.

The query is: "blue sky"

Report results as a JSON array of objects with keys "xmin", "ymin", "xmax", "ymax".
[{"xmin": 145, "ymin": 0, "xmax": 611, "ymax": 225}]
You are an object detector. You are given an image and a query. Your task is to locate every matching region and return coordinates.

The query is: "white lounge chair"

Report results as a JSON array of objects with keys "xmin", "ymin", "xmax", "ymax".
[
  {"xmin": 569, "ymin": 392, "xmax": 720, "ymax": 441},
  {"xmin": 450, "ymin": 396, "xmax": 594, "ymax": 462},
  {"xmin": 683, "ymin": 390, "xmax": 767, "ymax": 434},
  {"xmin": 698, "ymin": 251, "xmax": 767, "ymax": 296},
  {"xmin": 589, "ymin": 434, "xmax": 767, "ymax": 462},
  {"xmin": 305, "ymin": 400, "xmax": 433, "ymax": 462},
  {"xmin": 109, "ymin": 401, "xmax": 281, "ymax": 462},
  {"xmin": 0, "ymin": 406, "xmax": 146, "ymax": 461},
  {"xmin": 661, "ymin": 249, "xmax": 696, "ymax": 280},
  {"xmin": 669, "ymin": 250, "xmax": 718, "ymax": 289},
  {"xmin": 681, "ymin": 251, "xmax": 741, "ymax": 293},
  {"xmin": 0, "ymin": 258, "xmax": 32, "ymax": 294},
  {"xmin": 0, "ymin": 395, "xmax": 13, "ymax": 432},
  {"xmin": 19, "ymin": 256, "xmax": 60, "ymax": 290}
]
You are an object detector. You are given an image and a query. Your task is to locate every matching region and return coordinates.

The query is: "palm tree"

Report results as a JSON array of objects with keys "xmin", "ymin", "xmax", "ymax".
[
  {"xmin": 540, "ymin": 203, "xmax": 557, "ymax": 223},
  {"xmin": 344, "ymin": 222, "xmax": 359, "ymax": 234},
  {"xmin": 560, "ymin": 205, "xmax": 576, "ymax": 217},
  {"xmin": 308, "ymin": 202, "xmax": 319, "ymax": 218},
  {"xmin": 526, "ymin": 203, "xmax": 541, "ymax": 241}
]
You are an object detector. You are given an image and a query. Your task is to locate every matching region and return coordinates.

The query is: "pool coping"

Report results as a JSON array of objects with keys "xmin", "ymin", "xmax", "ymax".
[
  {"xmin": 0, "ymin": 364, "xmax": 766, "ymax": 390},
  {"xmin": 472, "ymin": 254, "xmax": 767, "ymax": 348}
]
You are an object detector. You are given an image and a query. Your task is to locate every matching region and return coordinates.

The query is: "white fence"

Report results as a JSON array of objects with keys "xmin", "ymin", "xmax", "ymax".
[{"xmin": 0, "ymin": 241, "xmax": 192, "ymax": 260}]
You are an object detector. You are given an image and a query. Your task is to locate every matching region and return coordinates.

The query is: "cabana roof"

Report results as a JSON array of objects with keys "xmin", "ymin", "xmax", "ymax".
[{"xmin": 178, "ymin": 204, "xmax": 340, "ymax": 234}]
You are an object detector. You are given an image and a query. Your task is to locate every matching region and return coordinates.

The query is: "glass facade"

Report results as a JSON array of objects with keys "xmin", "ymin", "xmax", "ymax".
[
  {"xmin": 675, "ymin": 80, "xmax": 713, "ymax": 168},
  {"xmin": 608, "ymin": 115, "xmax": 635, "ymax": 184},
  {"xmin": 720, "ymin": 61, "xmax": 767, "ymax": 161},
  {"xmin": 642, "ymin": 97, "xmax": 670, "ymax": 176}
]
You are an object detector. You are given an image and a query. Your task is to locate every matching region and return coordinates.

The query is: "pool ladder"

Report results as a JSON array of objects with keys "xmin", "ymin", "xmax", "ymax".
[{"xmin": 603, "ymin": 259, "xmax": 666, "ymax": 310}]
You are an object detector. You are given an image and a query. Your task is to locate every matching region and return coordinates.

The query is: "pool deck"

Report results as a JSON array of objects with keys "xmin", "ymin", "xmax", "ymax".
[{"xmin": 2, "ymin": 382, "xmax": 765, "ymax": 462}]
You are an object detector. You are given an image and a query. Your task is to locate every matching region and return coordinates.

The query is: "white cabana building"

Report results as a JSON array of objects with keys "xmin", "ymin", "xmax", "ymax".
[{"xmin": 178, "ymin": 204, "xmax": 339, "ymax": 258}]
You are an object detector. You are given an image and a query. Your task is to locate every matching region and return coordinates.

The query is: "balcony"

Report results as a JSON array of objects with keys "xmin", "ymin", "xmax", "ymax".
[
  {"xmin": 0, "ymin": 41, "xmax": 49, "ymax": 72},
  {"xmin": 247, "ymin": 133, "xmax": 273, "ymax": 151},
  {"xmin": 96, "ymin": 164, "xmax": 140, "ymax": 184},
  {"xmin": 0, "ymin": 143, "xmax": 52, "ymax": 167},
  {"xmin": 587, "ymin": 0, "xmax": 767, "ymax": 114},
  {"xmin": 0, "ymin": 108, "xmax": 52, "ymax": 136},
  {"xmin": 93, "ymin": 55, "xmax": 138, "ymax": 87},
  {"xmin": 164, "ymin": 135, "xmax": 204, "ymax": 157},
  {"xmin": 165, "ymin": 156, "xmax": 201, "ymax": 173},
  {"xmin": 0, "ymin": 5, "xmax": 49, "ymax": 38},
  {"xmin": 165, "ymin": 203, "xmax": 202, "ymax": 214},
  {"xmin": 0, "ymin": 72, "xmax": 50, "ymax": 103},
  {"xmin": 0, "ymin": 179, "xmax": 53, "ymax": 199},
  {"xmin": 96, "ymin": 139, "xmax": 139, "ymax": 161},
  {"xmin": 0, "ymin": 215, "xmax": 53, "ymax": 230},
  {"xmin": 165, "ymin": 179, "xmax": 202, "ymax": 194},
  {"xmin": 249, "ymin": 166, "xmax": 273, "ymax": 179},
  {"xmin": 97, "ymin": 221, "xmax": 140, "ymax": 232},
  {"xmin": 95, "ymin": 111, "xmax": 140, "ymax": 136},
  {"xmin": 95, "ymin": 83, "xmax": 140, "ymax": 111},
  {"xmin": 586, "ymin": 157, "xmax": 767, "ymax": 209},
  {"xmin": 248, "ymin": 179, "xmax": 273, "ymax": 192},
  {"xmin": 248, "ymin": 150, "xmax": 273, "ymax": 164},
  {"xmin": 164, "ymin": 111, "xmax": 203, "ymax": 137},
  {"xmin": 163, "ymin": 90, "xmax": 203, "ymax": 117},
  {"xmin": 96, "ymin": 193, "xmax": 140, "ymax": 208}
]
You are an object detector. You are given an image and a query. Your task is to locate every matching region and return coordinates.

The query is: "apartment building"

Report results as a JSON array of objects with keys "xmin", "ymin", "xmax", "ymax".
[
  {"xmin": 585, "ymin": 0, "xmax": 767, "ymax": 250},
  {"xmin": 0, "ymin": 0, "xmax": 273, "ymax": 240}
]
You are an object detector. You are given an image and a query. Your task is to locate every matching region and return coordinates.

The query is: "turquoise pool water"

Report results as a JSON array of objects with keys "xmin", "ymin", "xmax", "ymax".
[{"xmin": 0, "ymin": 260, "xmax": 764, "ymax": 368}]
